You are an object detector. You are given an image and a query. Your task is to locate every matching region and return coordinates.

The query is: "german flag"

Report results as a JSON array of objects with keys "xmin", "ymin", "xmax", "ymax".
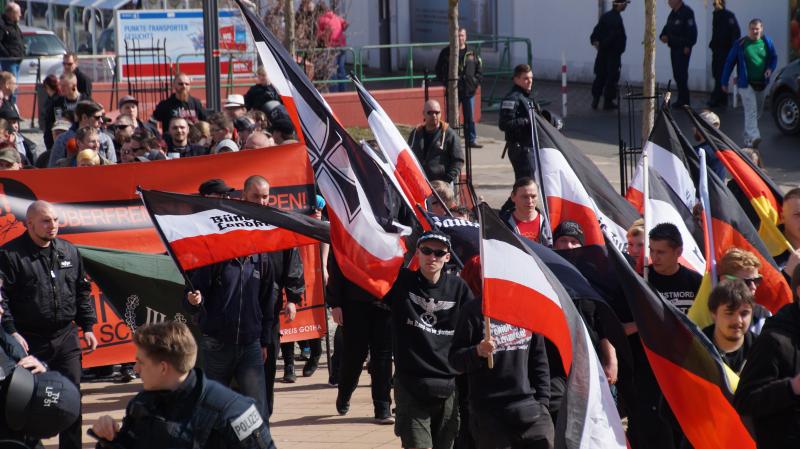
[
  {"xmin": 686, "ymin": 108, "xmax": 791, "ymax": 258},
  {"xmin": 605, "ymin": 238, "xmax": 755, "ymax": 449},
  {"xmin": 662, "ymin": 110, "xmax": 792, "ymax": 316}
]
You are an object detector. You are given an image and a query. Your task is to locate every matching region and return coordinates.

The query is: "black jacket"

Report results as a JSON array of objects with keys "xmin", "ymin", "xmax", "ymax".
[
  {"xmin": 660, "ymin": 3, "xmax": 698, "ymax": 50},
  {"xmin": 407, "ymin": 123, "xmax": 464, "ymax": 183},
  {"xmin": 435, "ymin": 46, "xmax": 483, "ymax": 97},
  {"xmin": 384, "ymin": 268, "xmax": 473, "ymax": 398},
  {"xmin": 0, "ymin": 15, "xmax": 22, "ymax": 60},
  {"xmin": 734, "ymin": 302, "xmax": 800, "ymax": 449},
  {"xmin": 244, "ymin": 84, "xmax": 281, "ymax": 110},
  {"xmin": 108, "ymin": 368, "xmax": 276, "ymax": 449},
  {"xmin": 269, "ymin": 248, "xmax": 305, "ymax": 314},
  {"xmin": 590, "ymin": 9, "xmax": 626, "ymax": 55},
  {"xmin": 498, "ymin": 84, "xmax": 538, "ymax": 146},
  {"xmin": 43, "ymin": 93, "xmax": 86, "ymax": 150},
  {"xmin": 185, "ymin": 254, "xmax": 276, "ymax": 346},
  {"xmin": 0, "ymin": 233, "xmax": 95, "ymax": 335},
  {"xmin": 74, "ymin": 68, "xmax": 93, "ymax": 98},
  {"xmin": 326, "ymin": 251, "xmax": 387, "ymax": 310},
  {"xmin": 152, "ymin": 94, "xmax": 207, "ymax": 132},
  {"xmin": 709, "ymin": 8, "xmax": 740, "ymax": 52}
]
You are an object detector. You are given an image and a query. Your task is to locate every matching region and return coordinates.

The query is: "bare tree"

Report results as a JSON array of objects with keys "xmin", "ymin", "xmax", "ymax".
[
  {"xmin": 284, "ymin": 0, "xmax": 296, "ymax": 56},
  {"xmin": 642, "ymin": 0, "xmax": 656, "ymax": 137},
  {"xmin": 447, "ymin": 0, "xmax": 459, "ymax": 128}
]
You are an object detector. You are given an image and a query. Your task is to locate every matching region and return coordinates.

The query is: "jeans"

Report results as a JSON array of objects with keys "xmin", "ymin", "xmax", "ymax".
[
  {"xmin": 26, "ymin": 325, "xmax": 83, "ymax": 449},
  {"xmin": 333, "ymin": 51, "xmax": 347, "ymax": 92},
  {"xmin": 461, "ymin": 95, "xmax": 476, "ymax": 143},
  {"xmin": 2, "ymin": 61, "xmax": 18, "ymax": 103},
  {"xmin": 739, "ymin": 85, "xmax": 767, "ymax": 146},
  {"xmin": 202, "ymin": 336, "xmax": 268, "ymax": 418}
]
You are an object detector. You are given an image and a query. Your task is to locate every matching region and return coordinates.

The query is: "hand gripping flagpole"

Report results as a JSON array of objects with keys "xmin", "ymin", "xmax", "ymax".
[
  {"xmin": 698, "ymin": 149, "xmax": 718, "ymax": 284},
  {"xmin": 528, "ymin": 104, "xmax": 554, "ymax": 247},
  {"xmin": 474, "ymin": 202, "xmax": 494, "ymax": 369}
]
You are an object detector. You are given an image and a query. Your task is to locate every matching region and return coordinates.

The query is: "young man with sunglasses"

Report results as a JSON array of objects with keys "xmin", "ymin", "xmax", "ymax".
[
  {"xmin": 47, "ymin": 100, "xmax": 116, "ymax": 167},
  {"xmin": 717, "ymin": 247, "xmax": 771, "ymax": 334},
  {"xmin": 702, "ymin": 279, "xmax": 755, "ymax": 374},
  {"xmin": 407, "ymin": 99, "xmax": 464, "ymax": 185},
  {"xmin": 384, "ymin": 230, "xmax": 473, "ymax": 449}
]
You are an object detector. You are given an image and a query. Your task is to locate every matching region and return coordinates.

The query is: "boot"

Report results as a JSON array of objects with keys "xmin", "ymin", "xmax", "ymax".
[
  {"xmin": 302, "ymin": 356, "xmax": 320, "ymax": 377},
  {"xmin": 282, "ymin": 364, "xmax": 297, "ymax": 383}
]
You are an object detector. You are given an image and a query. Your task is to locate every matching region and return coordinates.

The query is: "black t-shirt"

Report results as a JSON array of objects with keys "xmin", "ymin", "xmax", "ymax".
[
  {"xmin": 384, "ymin": 268, "xmax": 473, "ymax": 398},
  {"xmin": 647, "ymin": 264, "xmax": 702, "ymax": 314},
  {"xmin": 152, "ymin": 94, "xmax": 207, "ymax": 132},
  {"xmin": 702, "ymin": 324, "xmax": 755, "ymax": 374},
  {"xmin": 422, "ymin": 128, "xmax": 436, "ymax": 152}
]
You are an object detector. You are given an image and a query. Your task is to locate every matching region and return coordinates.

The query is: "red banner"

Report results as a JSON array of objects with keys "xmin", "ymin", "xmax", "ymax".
[{"xmin": 0, "ymin": 145, "xmax": 326, "ymax": 367}]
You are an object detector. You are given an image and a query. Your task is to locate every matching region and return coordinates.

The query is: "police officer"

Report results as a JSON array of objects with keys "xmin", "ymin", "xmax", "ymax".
[
  {"xmin": 91, "ymin": 321, "xmax": 276, "ymax": 449},
  {"xmin": 708, "ymin": 0, "xmax": 740, "ymax": 107},
  {"xmin": 660, "ymin": 0, "xmax": 698, "ymax": 107},
  {"xmin": 499, "ymin": 64, "xmax": 540, "ymax": 181},
  {"xmin": 0, "ymin": 200, "xmax": 97, "ymax": 449},
  {"xmin": 590, "ymin": 0, "xmax": 628, "ymax": 110}
]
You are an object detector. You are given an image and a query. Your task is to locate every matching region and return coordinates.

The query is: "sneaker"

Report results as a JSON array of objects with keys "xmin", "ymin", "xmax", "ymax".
[
  {"xmin": 374, "ymin": 414, "xmax": 395, "ymax": 425},
  {"xmin": 120, "ymin": 366, "xmax": 137, "ymax": 383},
  {"xmin": 336, "ymin": 395, "xmax": 350, "ymax": 415},
  {"xmin": 468, "ymin": 142, "xmax": 483, "ymax": 149},
  {"xmin": 374, "ymin": 402, "xmax": 394, "ymax": 424},
  {"xmin": 328, "ymin": 377, "xmax": 338, "ymax": 387},
  {"xmin": 282, "ymin": 366, "xmax": 297, "ymax": 383},
  {"xmin": 301, "ymin": 347, "xmax": 311, "ymax": 360},
  {"xmin": 302, "ymin": 358, "xmax": 319, "ymax": 377},
  {"xmin": 751, "ymin": 137, "xmax": 761, "ymax": 149}
]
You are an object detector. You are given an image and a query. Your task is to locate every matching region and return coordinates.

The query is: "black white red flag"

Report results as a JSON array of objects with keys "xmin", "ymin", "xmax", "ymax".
[
  {"xmin": 236, "ymin": 0, "xmax": 408, "ymax": 297},
  {"xmin": 139, "ymin": 189, "xmax": 329, "ymax": 272},
  {"xmin": 479, "ymin": 203, "xmax": 625, "ymax": 449}
]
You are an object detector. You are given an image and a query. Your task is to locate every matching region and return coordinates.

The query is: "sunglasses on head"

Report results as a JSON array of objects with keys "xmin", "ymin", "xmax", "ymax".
[{"xmin": 418, "ymin": 246, "xmax": 448, "ymax": 257}]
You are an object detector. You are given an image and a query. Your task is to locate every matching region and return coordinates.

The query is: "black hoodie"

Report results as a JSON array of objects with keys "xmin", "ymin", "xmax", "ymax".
[{"xmin": 734, "ymin": 302, "xmax": 800, "ymax": 449}]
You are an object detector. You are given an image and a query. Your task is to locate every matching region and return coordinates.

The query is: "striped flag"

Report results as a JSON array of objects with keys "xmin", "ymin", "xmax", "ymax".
[
  {"xmin": 626, "ymin": 110, "xmax": 698, "ymax": 212},
  {"xmin": 479, "ymin": 203, "xmax": 626, "ymax": 449},
  {"xmin": 139, "ymin": 189, "xmax": 329, "ymax": 272},
  {"xmin": 352, "ymin": 77, "xmax": 433, "ymax": 210},
  {"xmin": 535, "ymin": 114, "xmax": 639, "ymax": 251},
  {"xmin": 236, "ymin": 0, "xmax": 409, "ymax": 297},
  {"xmin": 605, "ymin": 237, "xmax": 756, "ymax": 449},
  {"xmin": 686, "ymin": 108, "xmax": 791, "ymax": 258}
]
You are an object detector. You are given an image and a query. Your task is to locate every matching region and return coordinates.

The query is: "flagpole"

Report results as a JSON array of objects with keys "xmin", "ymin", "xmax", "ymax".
[
  {"xmin": 528, "ymin": 104, "xmax": 553, "ymax": 246},
  {"xmin": 699, "ymin": 150, "xmax": 718, "ymax": 284},
  {"xmin": 642, "ymin": 106, "xmax": 653, "ymax": 282},
  {"xmin": 475, "ymin": 203, "xmax": 493, "ymax": 369}
]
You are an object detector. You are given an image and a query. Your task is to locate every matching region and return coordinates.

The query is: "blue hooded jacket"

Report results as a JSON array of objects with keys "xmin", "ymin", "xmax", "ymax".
[{"xmin": 721, "ymin": 35, "xmax": 778, "ymax": 89}]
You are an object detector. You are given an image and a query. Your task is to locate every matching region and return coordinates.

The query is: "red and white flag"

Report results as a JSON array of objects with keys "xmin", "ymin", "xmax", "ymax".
[
  {"xmin": 236, "ymin": 0, "xmax": 408, "ymax": 298},
  {"xmin": 479, "ymin": 203, "xmax": 626, "ymax": 449},
  {"xmin": 139, "ymin": 189, "xmax": 329, "ymax": 272}
]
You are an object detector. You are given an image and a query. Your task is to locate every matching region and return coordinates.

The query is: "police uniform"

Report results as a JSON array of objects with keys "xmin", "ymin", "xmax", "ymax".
[
  {"xmin": 590, "ymin": 5, "xmax": 626, "ymax": 108},
  {"xmin": 105, "ymin": 368, "xmax": 276, "ymax": 449},
  {"xmin": 708, "ymin": 7, "xmax": 740, "ymax": 106},
  {"xmin": 0, "ymin": 232, "xmax": 95, "ymax": 449},
  {"xmin": 660, "ymin": 2, "xmax": 698, "ymax": 107},
  {"xmin": 499, "ymin": 84, "xmax": 537, "ymax": 181}
]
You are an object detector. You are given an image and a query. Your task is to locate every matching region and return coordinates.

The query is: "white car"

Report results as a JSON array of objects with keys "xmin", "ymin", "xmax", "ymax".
[{"xmin": 18, "ymin": 25, "xmax": 67, "ymax": 85}]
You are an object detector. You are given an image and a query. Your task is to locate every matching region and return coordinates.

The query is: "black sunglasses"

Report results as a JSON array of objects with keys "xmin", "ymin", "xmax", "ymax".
[{"xmin": 419, "ymin": 247, "xmax": 448, "ymax": 257}]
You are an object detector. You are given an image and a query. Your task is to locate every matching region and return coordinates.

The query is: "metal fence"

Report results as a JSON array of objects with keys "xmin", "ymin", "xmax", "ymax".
[{"xmin": 617, "ymin": 85, "xmax": 663, "ymax": 195}]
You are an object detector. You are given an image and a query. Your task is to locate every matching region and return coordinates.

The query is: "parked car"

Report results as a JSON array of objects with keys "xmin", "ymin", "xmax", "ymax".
[
  {"xmin": 18, "ymin": 25, "xmax": 67, "ymax": 85},
  {"xmin": 770, "ymin": 59, "xmax": 800, "ymax": 135}
]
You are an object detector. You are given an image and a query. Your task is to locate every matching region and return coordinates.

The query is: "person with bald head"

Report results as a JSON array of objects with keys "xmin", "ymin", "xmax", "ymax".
[
  {"xmin": 0, "ymin": 200, "xmax": 97, "ymax": 449},
  {"xmin": 243, "ymin": 130, "xmax": 275, "ymax": 150},
  {"xmin": 407, "ymin": 99, "xmax": 464, "ymax": 185}
]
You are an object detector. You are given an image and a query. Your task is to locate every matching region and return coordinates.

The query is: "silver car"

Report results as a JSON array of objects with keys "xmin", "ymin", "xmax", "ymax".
[{"xmin": 18, "ymin": 25, "xmax": 67, "ymax": 85}]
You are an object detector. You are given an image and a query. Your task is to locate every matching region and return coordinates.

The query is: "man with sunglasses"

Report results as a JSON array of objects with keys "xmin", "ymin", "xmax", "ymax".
[
  {"xmin": 47, "ymin": 100, "xmax": 116, "ymax": 167},
  {"xmin": 407, "ymin": 99, "xmax": 464, "ymax": 185},
  {"xmin": 61, "ymin": 53, "xmax": 92, "ymax": 98},
  {"xmin": 117, "ymin": 95, "xmax": 160, "ymax": 139},
  {"xmin": 152, "ymin": 73, "xmax": 207, "ymax": 137},
  {"xmin": 384, "ymin": 230, "xmax": 473, "ymax": 449},
  {"xmin": 717, "ymin": 247, "xmax": 771, "ymax": 334}
]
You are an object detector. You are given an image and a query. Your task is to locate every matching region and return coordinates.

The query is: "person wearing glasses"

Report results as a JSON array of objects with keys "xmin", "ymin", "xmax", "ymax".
[
  {"xmin": 111, "ymin": 114, "xmax": 135, "ymax": 152},
  {"xmin": 383, "ymin": 230, "xmax": 473, "ymax": 445},
  {"xmin": 717, "ymin": 247, "xmax": 772, "ymax": 335},
  {"xmin": 407, "ymin": 99, "xmax": 464, "ymax": 185},
  {"xmin": 42, "ymin": 73, "xmax": 88, "ymax": 150},
  {"xmin": 47, "ymin": 100, "xmax": 116, "ymax": 167},
  {"xmin": 117, "ymin": 95, "xmax": 160, "ymax": 139},
  {"xmin": 61, "ymin": 52, "xmax": 92, "ymax": 98},
  {"xmin": 152, "ymin": 73, "xmax": 207, "ymax": 138}
]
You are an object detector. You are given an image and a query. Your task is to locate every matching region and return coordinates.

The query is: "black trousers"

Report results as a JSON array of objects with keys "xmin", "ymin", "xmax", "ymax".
[
  {"xmin": 591, "ymin": 51, "xmax": 622, "ymax": 103},
  {"xmin": 337, "ymin": 301, "xmax": 393, "ymax": 410},
  {"xmin": 670, "ymin": 48, "xmax": 691, "ymax": 106},
  {"xmin": 264, "ymin": 321, "xmax": 281, "ymax": 417},
  {"xmin": 709, "ymin": 48, "xmax": 730, "ymax": 104},
  {"xmin": 280, "ymin": 338, "xmax": 322, "ymax": 367},
  {"xmin": 25, "ymin": 325, "xmax": 83, "ymax": 449},
  {"xmin": 507, "ymin": 144, "xmax": 533, "ymax": 182},
  {"xmin": 329, "ymin": 325, "xmax": 343, "ymax": 383}
]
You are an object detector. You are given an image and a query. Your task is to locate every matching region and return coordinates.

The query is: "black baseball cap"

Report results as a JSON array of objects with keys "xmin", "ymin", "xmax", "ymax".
[
  {"xmin": 5, "ymin": 368, "xmax": 81, "ymax": 438},
  {"xmin": 416, "ymin": 230, "xmax": 452, "ymax": 250},
  {"xmin": 234, "ymin": 116, "xmax": 256, "ymax": 133},
  {"xmin": 199, "ymin": 178, "xmax": 235, "ymax": 196}
]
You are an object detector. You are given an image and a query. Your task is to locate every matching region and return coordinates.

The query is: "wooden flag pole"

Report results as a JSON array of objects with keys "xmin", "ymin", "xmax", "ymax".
[{"xmin": 484, "ymin": 316, "xmax": 494, "ymax": 369}]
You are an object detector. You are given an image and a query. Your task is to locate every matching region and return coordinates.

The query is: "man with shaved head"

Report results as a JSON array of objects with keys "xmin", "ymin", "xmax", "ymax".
[
  {"xmin": 0, "ymin": 200, "xmax": 97, "ymax": 449},
  {"xmin": 407, "ymin": 99, "xmax": 464, "ymax": 185},
  {"xmin": 243, "ymin": 131, "xmax": 274, "ymax": 150}
]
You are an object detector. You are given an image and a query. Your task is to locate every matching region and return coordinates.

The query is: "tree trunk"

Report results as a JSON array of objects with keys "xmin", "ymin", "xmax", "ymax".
[
  {"xmin": 284, "ymin": 0, "xmax": 296, "ymax": 57},
  {"xmin": 447, "ymin": 0, "xmax": 459, "ymax": 127},
  {"xmin": 642, "ymin": 0, "xmax": 656, "ymax": 138}
]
